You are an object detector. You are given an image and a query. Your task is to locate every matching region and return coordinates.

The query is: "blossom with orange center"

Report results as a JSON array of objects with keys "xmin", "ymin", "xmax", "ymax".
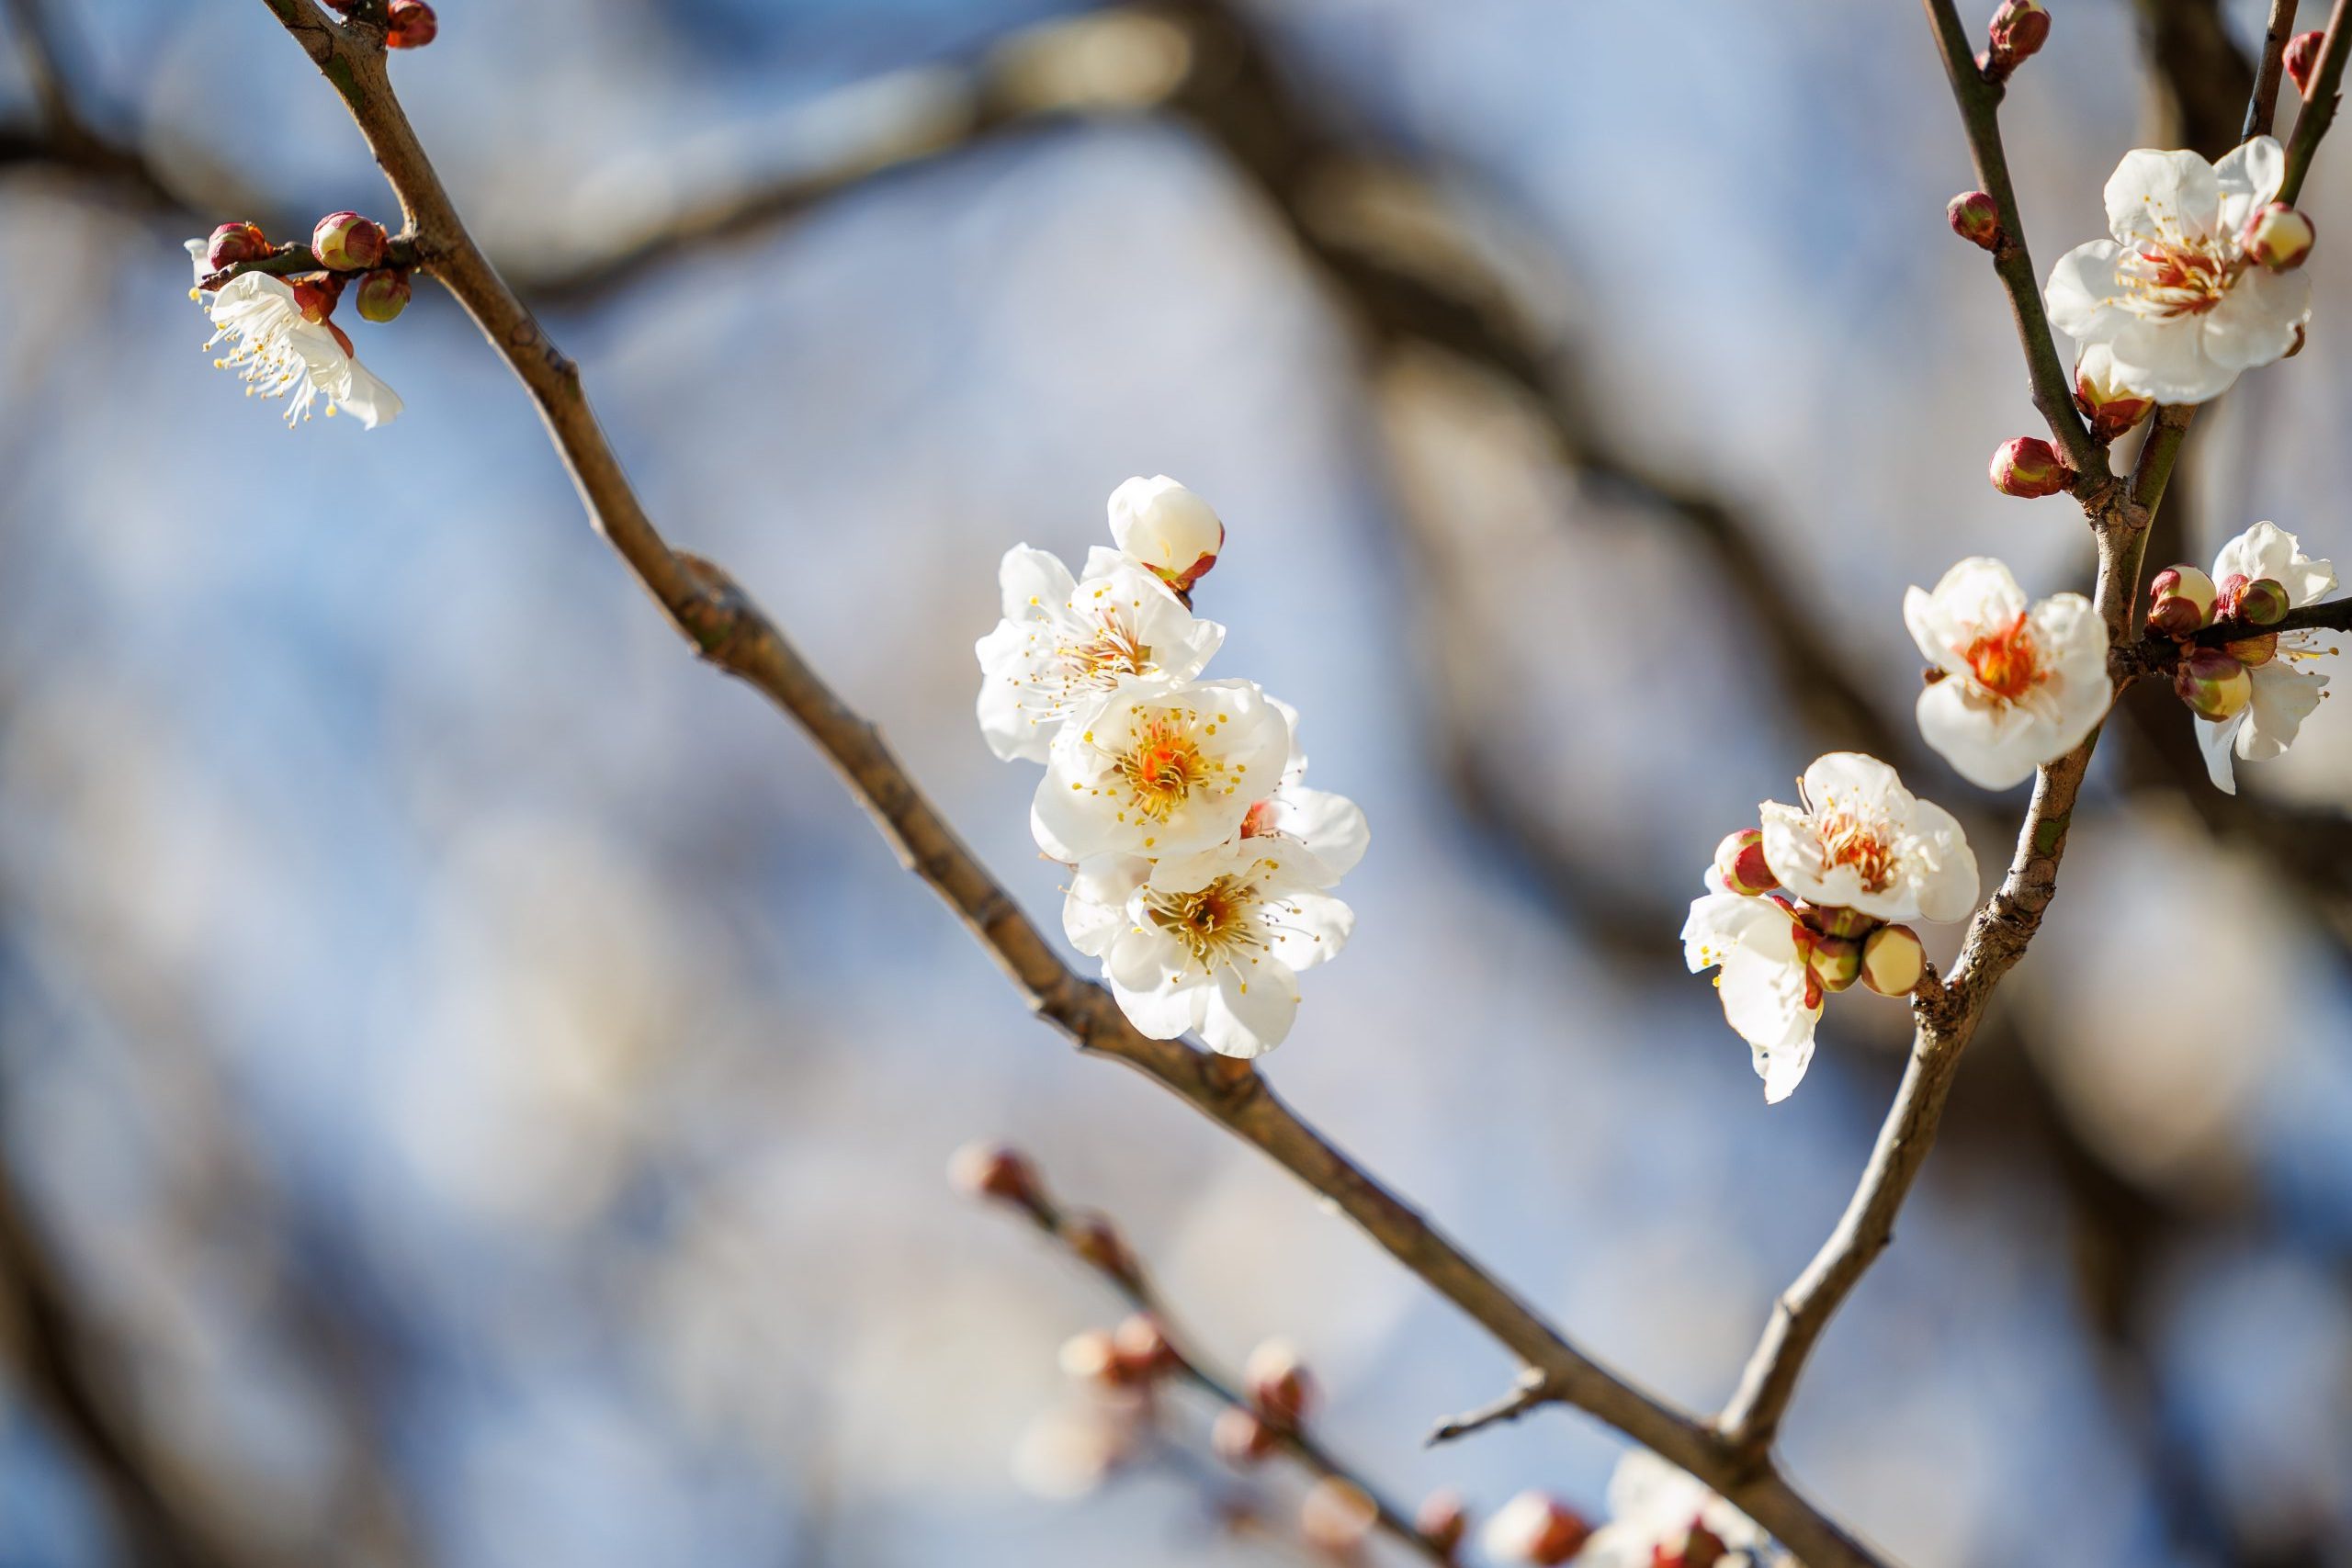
[{"xmin": 1905, "ymin": 558, "xmax": 2111, "ymax": 791}]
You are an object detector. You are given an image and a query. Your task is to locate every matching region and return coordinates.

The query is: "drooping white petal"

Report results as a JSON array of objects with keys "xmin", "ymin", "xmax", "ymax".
[
  {"xmin": 2195, "ymin": 711, "xmax": 2249, "ymax": 794},
  {"xmin": 1681, "ymin": 887, "xmax": 1820, "ymax": 1102},
  {"xmin": 2240, "ymin": 660, "xmax": 2328, "ymax": 761}
]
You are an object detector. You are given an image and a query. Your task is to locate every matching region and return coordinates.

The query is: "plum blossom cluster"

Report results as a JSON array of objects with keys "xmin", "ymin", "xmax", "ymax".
[
  {"xmin": 186, "ymin": 212, "xmax": 409, "ymax": 429},
  {"xmin": 1685, "ymin": 755, "xmax": 1976, "ymax": 1103},
  {"xmin": 977, "ymin": 478, "xmax": 1366, "ymax": 1058},
  {"xmin": 2146, "ymin": 522, "xmax": 2337, "ymax": 793}
]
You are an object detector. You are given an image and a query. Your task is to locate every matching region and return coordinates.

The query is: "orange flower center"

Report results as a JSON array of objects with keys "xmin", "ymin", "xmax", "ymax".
[
  {"xmin": 1962, "ymin": 611, "xmax": 2040, "ymax": 701},
  {"xmin": 1115, "ymin": 716, "xmax": 1214, "ymax": 821},
  {"xmin": 2116, "ymin": 239, "xmax": 2237, "ymax": 320},
  {"xmin": 1815, "ymin": 811, "xmax": 1895, "ymax": 894},
  {"xmin": 1147, "ymin": 874, "xmax": 1264, "ymax": 967}
]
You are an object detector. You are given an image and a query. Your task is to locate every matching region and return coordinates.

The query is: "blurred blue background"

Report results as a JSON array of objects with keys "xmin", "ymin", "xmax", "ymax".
[{"xmin": 1, "ymin": 2, "xmax": 2349, "ymax": 1564}]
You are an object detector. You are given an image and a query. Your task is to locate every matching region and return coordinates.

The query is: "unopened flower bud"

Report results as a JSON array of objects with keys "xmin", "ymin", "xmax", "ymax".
[
  {"xmin": 206, "ymin": 221, "xmax": 270, "ymax": 272},
  {"xmin": 1058, "ymin": 1328, "xmax": 1125, "ymax": 1386},
  {"xmin": 311, "ymin": 211, "xmax": 388, "ymax": 272},
  {"xmin": 1989, "ymin": 436, "xmax": 2066, "ymax": 498},
  {"xmin": 2238, "ymin": 577, "xmax": 2291, "ymax": 626},
  {"xmin": 1713, "ymin": 829, "xmax": 1778, "ymax": 897},
  {"xmin": 2175, "ymin": 647, "xmax": 2253, "ymax": 720},
  {"xmin": 1301, "ymin": 1480, "xmax": 1380, "ymax": 1557},
  {"xmin": 2287, "ymin": 29, "xmax": 2325, "ymax": 97},
  {"xmin": 354, "ymin": 268, "xmax": 411, "ymax": 323},
  {"xmin": 1415, "ymin": 1489, "xmax": 1469, "ymax": 1556},
  {"xmin": 1211, "ymin": 1404, "xmax": 1277, "ymax": 1466},
  {"xmin": 1108, "ymin": 475, "xmax": 1224, "ymax": 593},
  {"xmin": 2074, "ymin": 345, "xmax": 2154, "ymax": 441},
  {"xmin": 2147, "ymin": 564, "xmax": 2217, "ymax": 636},
  {"xmin": 289, "ymin": 276, "xmax": 343, "ymax": 324},
  {"xmin": 1947, "ymin": 191, "xmax": 2003, "ymax": 251},
  {"xmin": 1242, "ymin": 1337, "xmax": 1314, "ymax": 1427},
  {"xmin": 1110, "ymin": 1314, "xmax": 1178, "ymax": 1381},
  {"xmin": 1860, "ymin": 925, "xmax": 1927, "ymax": 997},
  {"xmin": 1985, "ymin": 0, "xmax": 2051, "ymax": 77},
  {"xmin": 386, "ymin": 0, "xmax": 438, "ymax": 48},
  {"xmin": 1807, "ymin": 933, "xmax": 1864, "ymax": 994},
  {"xmin": 2240, "ymin": 202, "xmax": 2315, "ymax": 270},
  {"xmin": 949, "ymin": 1141, "xmax": 1042, "ymax": 1206},
  {"xmin": 1795, "ymin": 902, "xmax": 1876, "ymax": 942},
  {"xmin": 2226, "ymin": 631, "xmax": 2279, "ymax": 668},
  {"xmin": 1480, "ymin": 1492, "xmax": 1591, "ymax": 1566}
]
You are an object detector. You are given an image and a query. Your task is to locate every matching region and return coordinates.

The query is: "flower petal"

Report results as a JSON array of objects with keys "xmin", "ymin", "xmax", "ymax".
[
  {"xmin": 2200, "ymin": 265, "xmax": 2310, "ymax": 374},
  {"xmin": 2102, "ymin": 317, "xmax": 2239, "ymax": 404},
  {"xmin": 2194, "ymin": 712, "xmax": 2246, "ymax": 793},
  {"xmin": 2240, "ymin": 661, "xmax": 2327, "ymax": 761},
  {"xmin": 2105, "ymin": 148, "xmax": 2222, "ymax": 244},
  {"xmin": 1203, "ymin": 959, "xmax": 1297, "ymax": 1058},
  {"xmin": 2215, "ymin": 135, "xmax": 2288, "ymax": 233},
  {"xmin": 2045, "ymin": 241, "xmax": 2133, "ymax": 341}
]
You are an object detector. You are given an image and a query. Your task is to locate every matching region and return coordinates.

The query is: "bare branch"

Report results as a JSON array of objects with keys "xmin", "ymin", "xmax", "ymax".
[
  {"xmin": 248, "ymin": 8, "xmax": 1888, "ymax": 1564},
  {"xmin": 2248, "ymin": 0, "xmax": 2303, "ymax": 141},
  {"xmin": 2283, "ymin": 0, "xmax": 2352, "ymax": 202},
  {"xmin": 1426, "ymin": 1370, "xmax": 1554, "ymax": 1448}
]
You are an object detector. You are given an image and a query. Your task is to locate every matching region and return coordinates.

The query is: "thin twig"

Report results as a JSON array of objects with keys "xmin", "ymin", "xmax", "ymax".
[
  {"xmin": 2282, "ymin": 0, "xmax": 2352, "ymax": 202},
  {"xmin": 246, "ymin": 6, "xmax": 1886, "ymax": 1564},
  {"xmin": 1426, "ymin": 1371, "xmax": 1553, "ymax": 1447},
  {"xmin": 977, "ymin": 1167, "xmax": 1447, "ymax": 1562},
  {"xmin": 2248, "ymin": 0, "xmax": 2303, "ymax": 140}
]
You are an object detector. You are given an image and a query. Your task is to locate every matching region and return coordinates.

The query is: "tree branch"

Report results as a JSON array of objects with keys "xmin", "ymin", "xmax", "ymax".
[
  {"xmin": 2247, "ymin": 0, "xmax": 2302, "ymax": 141},
  {"xmin": 2282, "ymin": 0, "xmax": 2352, "ymax": 203},
  {"xmin": 248, "ymin": 7, "xmax": 1887, "ymax": 1564}
]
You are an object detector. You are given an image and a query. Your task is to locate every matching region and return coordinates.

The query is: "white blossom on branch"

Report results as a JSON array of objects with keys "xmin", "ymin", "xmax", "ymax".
[{"xmin": 1904, "ymin": 557, "xmax": 2111, "ymax": 790}]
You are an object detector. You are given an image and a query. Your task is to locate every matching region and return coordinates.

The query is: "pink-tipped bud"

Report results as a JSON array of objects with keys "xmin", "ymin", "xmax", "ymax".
[
  {"xmin": 1242, "ymin": 1338, "xmax": 1314, "ymax": 1427},
  {"xmin": 288, "ymin": 276, "xmax": 342, "ymax": 324},
  {"xmin": 2240, "ymin": 202, "xmax": 2315, "ymax": 270},
  {"xmin": 1110, "ymin": 1314, "xmax": 1178, "ymax": 1381},
  {"xmin": 1480, "ymin": 1492, "xmax": 1592, "ymax": 1566},
  {"xmin": 1989, "ymin": 436, "xmax": 2066, "ymax": 498},
  {"xmin": 386, "ymin": 0, "xmax": 438, "ymax": 48},
  {"xmin": 1807, "ymin": 933, "xmax": 1864, "ymax": 994},
  {"xmin": 2147, "ymin": 564, "xmax": 2218, "ymax": 636},
  {"xmin": 2238, "ymin": 577, "xmax": 2292, "ymax": 626},
  {"xmin": 1416, "ymin": 1490, "xmax": 1469, "ymax": 1556},
  {"xmin": 1985, "ymin": 0, "xmax": 2051, "ymax": 76},
  {"xmin": 2175, "ymin": 647, "xmax": 2253, "ymax": 720},
  {"xmin": 1211, "ymin": 1405, "xmax": 1277, "ymax": 1466},
  {"xmin": 1301, "ymin": 1480, "xmax": 1381, "ymax": 1557},
  {"xmin": 948, "ymin": 1141, "xmax": 1041, "ymax": 1206},
  {"xmin": 1860, "ymin": 925, "xmax": 1927, "ymax": 998},
  {"xmin": 1057, "ymin": 1328, "xmax": 1125, "ymax": 1386},
  {"xmin": 1947, "ymin": 191, "xmax": 2003, "ymax": 251},
  {"xmin": 2287, "ymin": 30, "xmax": 2325, "ymax": 97},
  {"xmin": 311, "ymin": 211, "xmax": 388, "ymax": 271},
  {"xmin": 205, "ymin": 221, "xmax": 270, "ymax": 272},
  {"xmin": 354, "ymin": 268, "xmax": 411, "ymax": 323},
  {"xmin": 1713, "ymin": 829, "xmax": 1778, "ymax": 897},
  {"xmin": 2074, "ymin": 346, "xmax": 2154, "ymax": 441}
]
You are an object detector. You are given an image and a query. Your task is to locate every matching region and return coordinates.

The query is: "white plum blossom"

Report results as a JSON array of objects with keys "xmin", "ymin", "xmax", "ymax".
[
  {"xmin": 2196, "ymin": 521, "xmax": 2337, "ymax": 793},
  {"xmin": 1032, "ymin": 678, "xmax": 1290, "ymax": 862},
  {"xmin": 1904, "ymin": 558, "xmax": 2112, "ymax": 789},
  {"xmin": 2045, "ymin": 138, "xmax": 2311, "ymax": 404},
  {"xmin": 1243, "ymin": 699, "xmax": 1370, "ymax": 883},
  {"xmin": 1681, "ymin": 875, "xmax": 1818, "ymax": 1104},
  {"xmin": 1107, "ymin": 475, "xmax": 1224, "ymax": 590},
  {"xmin": 1759, "ymin": 753, "xmax": 1978, "ymax": 925},
  {"xmin": 1574, "ymin": 1450, "xmax": 1785, "ymax": 1568},
  {"xmin": 185, "ymin": 240, "xmax": 401, "ymax": 429},
  {"xmin": 975, "ymin": 545, "xmax": 1225, "ymax": 762},
  {"xmin": 1062, "ymin": 836, "xmax": 1352, "ymax": 1057}
]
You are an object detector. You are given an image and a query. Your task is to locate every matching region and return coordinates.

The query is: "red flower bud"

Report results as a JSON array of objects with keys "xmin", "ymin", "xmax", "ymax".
[
  {"xmin": 386, "ymin": 0, "xmax": 438, "ymax": 48},
  {"xmin": 947, "ymin": 1141, "xmax": 1041, "ymax": 1207},
  {"xmin": 2240, "ymin": 202, "xmax": 2315, "ymax": 270},
  {"xmin": 1057, "ymin": 1328, "xmax": 1125, "ymax": 1386},
  {"xmin": 2175, "ymin": 647, "xmax": 2253, "ymax": 721},
  {"xmin": 1110, "ymin": 1314, "xmax": 1178, "ymax": 1381},
  {"xmin": 2148, "ymin": 565, "xmax": 2218, "ymax": 636},
  {"xmin": 1242, "ymin": 1338, "xmax": 1315, "ymax": 1427},
  {"xmin": 311, "ymin": 211, "xmax": 388, "ymax": 271},
  {"xmin": 1301, "ymin": 1479, "xmax": 1380, "ymax": 1557},
  {"xmin": 354, "ymin": 268, "xmax": 411, "ymax": 323},
  {"xmin": 1946, "ymin": 191, "xmax": 2003, "ymax": 251},
  {"xmin": 1807, "ymin": 933, "xmax": 1864, "ymax": 994},
  {"xmin": 2287, "ymin": 30, "xmax": 2325, "ymax": 97},
  {"xmin": 2075, "ymin": 348, "xmax": 2154, "ymax": 441},
  {"xmin": 1713, "ymin": 828, "xmax": 1779, "ymax": 897},
  {"xmin": 1481, "ymin": 1492, "xmax": 1591, "ymax": 1566},
  {"xmin": 2238, "ymin": 577, "xmax": 2291, "ymax": 626},
  {"xmin": 1989, "ymin": 436, "xmax": 2066, "ymax": 498},
  {"xmin": 1984, "ymin": 0, "xmax": 2051, "ymax": 79},
  {"xmin": 1415, "ymin": 1489, "xmax": 1469, "ymax": 1556},
  {"xmin": 206, "ymin": 221, "xmax": 270, "ymax": 272}
]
